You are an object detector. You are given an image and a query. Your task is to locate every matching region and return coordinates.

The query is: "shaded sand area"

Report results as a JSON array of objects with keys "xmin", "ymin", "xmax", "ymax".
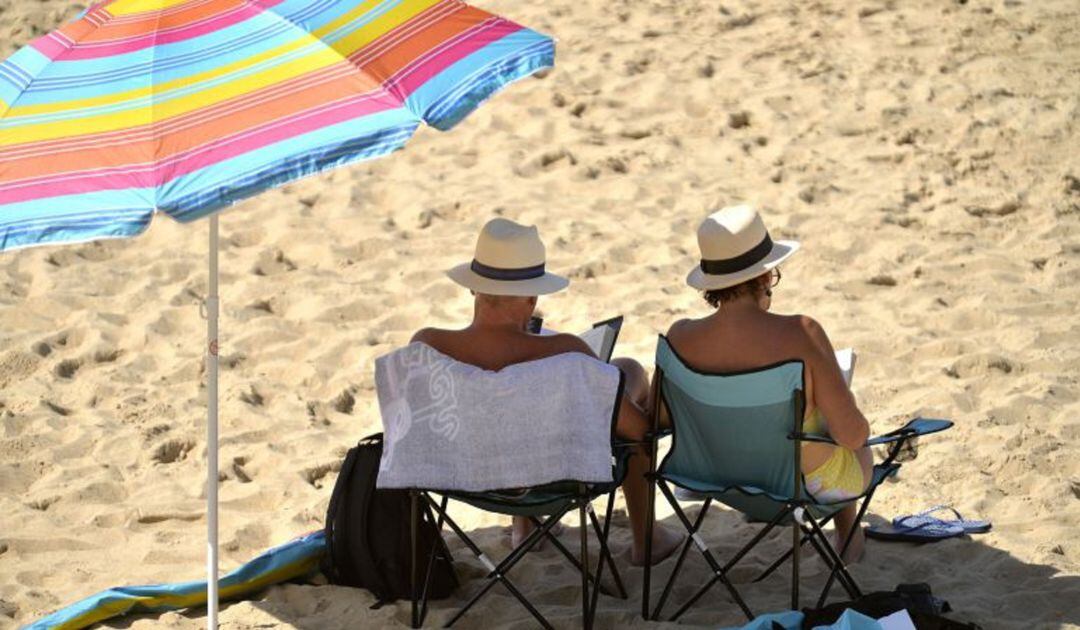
[{"xmin": 2, "ymin": 0, "xmax": 1079, "ymax": 628}]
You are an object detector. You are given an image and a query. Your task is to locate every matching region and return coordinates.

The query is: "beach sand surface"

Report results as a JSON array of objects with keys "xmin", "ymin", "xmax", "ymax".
[{"xmin": 1, "ymin": 0, "xmax": 1079, "ymax": 628}]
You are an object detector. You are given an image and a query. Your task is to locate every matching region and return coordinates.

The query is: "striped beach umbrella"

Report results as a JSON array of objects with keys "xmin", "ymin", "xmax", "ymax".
[{"xmin": 0, "ymin": 0, "xmax": 553, "ymax": 626}]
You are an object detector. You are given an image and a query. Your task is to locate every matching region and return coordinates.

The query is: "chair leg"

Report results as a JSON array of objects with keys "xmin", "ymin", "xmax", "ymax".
[
  {"xmin": 428, "ymin": 498, "xmax": 566, "ymax": 629},
  {"xmin": 527, "ymin": 515, "xmax": 616, "ymax": 597},
  {"xmin": 580, "ymin": 497, "xmax": 591, "ymax": 630},
  {"xmin": 791, "ymin": 506, "xmax": 800, "ymax": 611},
  {"xmin": 666, "ymin": 495, "xmax": 791, "ymax": 622},
  {"xmin": 752, "ymin": 512, "xmax": 837, "ymax": 583},
  {"xmin": 590, "ymin": 492, "xmax": 628, "ymax": 599},
  {"xmin": 651, "ymin": 497, "xmax": 712, "ymax": 620},
  {"xmin": 417, "ymin": 494, "xmax": 452, "ymax": 626},
  {"xmin": 816, "ymin": 493, "xmax": 875, "ymax": 607},
  {"xmin": 802, "ymin": 514, "xmax": 862, "ymax": 602},
  {"xmin": 410, "ymin": 490, "xmax": 420, "ymax": 629},
  {"xmin": 642, "ymin": 470, "xmax": 657, "ymax": 619},
  {"xmin": 656, "ymin": 481, "xmax": 753, "ymax": 621},
  {"xmin": 807, "ymin": 514, "xmax": 864, "ymax": 605},
  {"xmin": 587, "ymin": 492, "xmax": 625, "ymax": 622},
  {"xmin": 802, "ymin": 524, "xmax": 860, "ymax": 602}
]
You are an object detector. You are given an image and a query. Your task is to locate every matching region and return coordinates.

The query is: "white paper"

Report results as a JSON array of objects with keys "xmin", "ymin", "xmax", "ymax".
[
  {"xmin": 877, "ymin": 609, "xmax": 917, "ymax": 630},
  {"xmin": 835, "ymin": 347, "xmax": 857, "ymax": 386},
  {"xmin": 578, "ymin": 325, "xmax": 618, "ymax": 362}
]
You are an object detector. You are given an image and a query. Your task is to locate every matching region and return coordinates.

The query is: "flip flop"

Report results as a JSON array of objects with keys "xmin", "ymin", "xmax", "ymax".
[
  {"xmin": 893, "ymin": 505, "xmax": 991, "ymax": 534},
  {"xmin": 866, "ymin": 519, "xmax": 964, "ymax": 543}
]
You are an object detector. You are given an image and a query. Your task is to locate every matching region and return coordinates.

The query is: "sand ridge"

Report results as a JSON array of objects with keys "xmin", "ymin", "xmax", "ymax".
[{"xmin": 1, "ymin": 0, "xmax": 1079, "ymax": 628}]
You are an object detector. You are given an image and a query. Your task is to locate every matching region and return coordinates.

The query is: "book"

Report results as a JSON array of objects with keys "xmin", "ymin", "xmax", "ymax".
[
  {"xmin": 537, "ymin": 316, "xmax": 624, "ymax": 363},
  {"xmin": 835, "ymin": 347, "xmax": 857, "ymax": 387}
]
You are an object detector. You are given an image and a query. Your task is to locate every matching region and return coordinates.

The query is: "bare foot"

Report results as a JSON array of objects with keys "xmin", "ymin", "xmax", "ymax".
[{"xmin": 630, "ymin": 524, "xmax": 685, "ymax": 566}]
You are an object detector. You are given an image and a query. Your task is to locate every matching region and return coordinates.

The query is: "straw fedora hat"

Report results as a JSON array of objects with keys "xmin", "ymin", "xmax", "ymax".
[
  {"xmin": 686, "ymin": 204, "xmax": 800, "ymax": 291},
  {"xmin": 447, "ymin": 218, "xmax": 569, "ymax": 296}
]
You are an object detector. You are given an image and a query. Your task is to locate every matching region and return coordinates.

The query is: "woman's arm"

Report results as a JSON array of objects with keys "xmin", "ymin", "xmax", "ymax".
[{"xmin": 799, "ymin": 316, "xmax": 870, "ymax": 450}]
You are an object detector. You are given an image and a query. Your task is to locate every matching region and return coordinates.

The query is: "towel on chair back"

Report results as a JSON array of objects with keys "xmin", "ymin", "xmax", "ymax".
[{"xmin": 375, "ymin": 342, "xmax": 620, "ymax": 492}]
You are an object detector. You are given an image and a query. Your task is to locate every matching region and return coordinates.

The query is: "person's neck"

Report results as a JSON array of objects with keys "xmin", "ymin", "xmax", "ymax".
[
  {"xmin": 717, "ymin": 295, "xmax": 764, "ymax": 315},
  {"xmin": 471, "ymin": 310, "xmax": 527, "ymax": 332}
]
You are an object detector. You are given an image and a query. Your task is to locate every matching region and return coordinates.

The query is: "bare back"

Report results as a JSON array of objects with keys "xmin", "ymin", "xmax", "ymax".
[
  {"xmin": 412, "ymin": 326, "xmax": 595, "ymax": 372},
  {"xmin": 666, "ymin": 306, "xmax": 869, "ymax": 451}
]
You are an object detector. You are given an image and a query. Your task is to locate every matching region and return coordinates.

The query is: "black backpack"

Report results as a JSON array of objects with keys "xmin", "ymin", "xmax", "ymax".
[{"xmin": 321, "ymin": 433, "xmax": 457, "ymax": 604}]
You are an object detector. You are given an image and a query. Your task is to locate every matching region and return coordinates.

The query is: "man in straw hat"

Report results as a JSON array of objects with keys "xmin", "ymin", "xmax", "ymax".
[
  {"xmin": 412, "ymin": 217, "xmax": 683, "ymax": 565},
  {"xmin": 659, "ymin": 204, "xmax": 872, "ymax": 562}
]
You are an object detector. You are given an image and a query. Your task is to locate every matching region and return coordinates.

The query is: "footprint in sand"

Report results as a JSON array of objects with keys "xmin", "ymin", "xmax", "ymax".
[
  {"xmin": 332, "ymin": 388, "xmax": 357, "ymax": 414},
  {"xmin": 239, "ymin": 385, "xmax": 266, "ymax": 407},
  {"xmin": 252, "ymin": 249, "xmax": 297, "ymax": 276},
  {"xmin": 53, "ymin": 358, "xmax": 81, "ymax": 379},
  {"xmin": 301, "ymin": 461, "xmax": 341, "ymax": 489},
  {"xmin": 92, "ymin": 346, "xmax": 121, "ymax": 364},
  {"xmin": 231, "ymin": 456, "xmax": 253, "ymax": 484},
  {"xmin": 151, "ymin": 439, "xmax": 195, "ymax": 465},
  {"xmin": 944, "ymin": 353, "xmax": 1017, "ymax": 379}
]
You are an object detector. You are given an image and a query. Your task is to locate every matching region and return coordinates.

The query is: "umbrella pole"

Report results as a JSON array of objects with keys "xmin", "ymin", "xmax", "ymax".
[{"xmin": 207, "ymin": 215, "xmax": 220, "ymax": 630}]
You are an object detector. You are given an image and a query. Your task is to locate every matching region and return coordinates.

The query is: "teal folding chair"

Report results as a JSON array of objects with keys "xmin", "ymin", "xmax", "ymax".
[
  {"xmin": 641, "ymin": 336, "xmax": 952, "ymax": 622},
  {"xmin": 408, "ymin": 376, "xmax": 631, "ymax": 630}
]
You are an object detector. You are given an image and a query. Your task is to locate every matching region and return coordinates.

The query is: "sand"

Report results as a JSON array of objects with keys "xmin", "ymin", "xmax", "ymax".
[{"xmin": 1, "ymin": 0, "xmax": 1079, "ymax": 628}]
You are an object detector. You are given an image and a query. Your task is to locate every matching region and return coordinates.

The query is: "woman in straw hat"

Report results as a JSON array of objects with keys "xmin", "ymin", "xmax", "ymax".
[
  {"xmin": 412, "ymin": 217, "xmax": 684, "ymax": 565},
  {"xmin": 661, "ymin": 204, "xmax": 873, "ymax": 562}
]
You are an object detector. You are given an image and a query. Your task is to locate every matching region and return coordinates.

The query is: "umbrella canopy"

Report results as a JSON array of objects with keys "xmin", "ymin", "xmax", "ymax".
[
  {"xmin": 0, "ymin": 0, "xmax": 554, "ymax": 250},
  {"xmin": 0, "ymin": 1, "xmax": 553, "ymax": 627}
]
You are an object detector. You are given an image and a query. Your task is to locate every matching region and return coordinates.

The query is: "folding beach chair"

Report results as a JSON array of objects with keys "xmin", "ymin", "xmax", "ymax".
[
  {"xmin": 407, "ymin": 377, "xmax": 632, "ymax": 630},
  {"xmin": 641, "ymin": 336, "xmax": 952, "ymax": 622}
]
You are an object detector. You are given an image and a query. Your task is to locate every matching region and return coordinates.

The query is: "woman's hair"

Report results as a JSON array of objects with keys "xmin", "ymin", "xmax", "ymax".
[{"xmin": 702, "ymin": 273, "xmax": 770, "ymax": 308}]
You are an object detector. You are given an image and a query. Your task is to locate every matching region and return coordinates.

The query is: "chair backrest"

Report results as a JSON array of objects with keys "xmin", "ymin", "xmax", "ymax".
[{"xmin": 655, "ymin": 336, "xmax": 805, "ymax": 501}]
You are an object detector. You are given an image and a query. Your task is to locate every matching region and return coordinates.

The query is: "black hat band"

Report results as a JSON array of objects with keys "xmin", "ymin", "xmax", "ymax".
[
  {"xmin": 700, "ymin": 233, "xmax": 774, "ymax": 275},
  {"xmin": 471, "ymin": 259, "xmax": 546, "ymax": 281}
]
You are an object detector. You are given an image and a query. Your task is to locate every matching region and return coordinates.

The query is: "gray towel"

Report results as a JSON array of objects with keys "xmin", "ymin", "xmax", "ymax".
[{"xmin": 375, "ymin": 342, "xmax": 620, "ymax": 492}]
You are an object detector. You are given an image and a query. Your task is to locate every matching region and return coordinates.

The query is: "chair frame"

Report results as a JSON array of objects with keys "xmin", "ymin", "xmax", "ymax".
[
  {"xmin": 641, "ymin": 360, "xmax": 930, "ymax": 623},
  {"xmin": 407, "ymin": 376, "xmax": 630, "ymax": 629}
]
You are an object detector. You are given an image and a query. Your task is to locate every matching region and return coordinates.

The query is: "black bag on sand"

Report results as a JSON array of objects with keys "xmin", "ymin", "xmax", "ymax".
[
  {"xmin": 321, "ymin": 433, "xmax": 457, "ymax": 604},
  {"xmin": 801, "ymin": 583, "xmax": 983, "ymax": 629}
]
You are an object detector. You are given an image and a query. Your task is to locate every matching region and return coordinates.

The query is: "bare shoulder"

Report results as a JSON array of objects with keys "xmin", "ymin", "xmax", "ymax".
[
  {"xmin": 667, "ymin": 317, "xmax": 693, "ymax": 336},
  {"xmin": 537, "ymin": 332, "xmax": 597, "ymax": 360},
  {"xmin": 787, "ymin": 314, "xmax": 834, "ymax": 356},
  {"xmin": 410, "ymin": 327, "xmax": 452, "ymax": 350},
  {"xmin": 665, "ymin": 317, "xmax": 696, "ymax": 344}
]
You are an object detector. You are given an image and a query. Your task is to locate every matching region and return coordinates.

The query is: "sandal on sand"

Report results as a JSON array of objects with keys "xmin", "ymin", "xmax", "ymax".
[
  {"xmin": 893, "ymin": 505, "xmax": 991, "ymax": 535},
  {"xmin": 866, "ymin": 519, "xmax": 964, "ymax": 543}
]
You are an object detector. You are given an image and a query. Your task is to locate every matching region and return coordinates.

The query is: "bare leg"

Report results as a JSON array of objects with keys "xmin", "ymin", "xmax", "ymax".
[
  {"xmin": 624, "ymin": 445, "xmax": 684, "ymax": 566},
  {"xmin": 607, "ymin": 360, "xmax": 684, "ymax": 565},
  {"xmin": 833, "ymin": 446, "xmax": 873, "ymax": 564},
  {"xmin": 612, "ymin": 357, "xmax": 649, "ymax": 408}
]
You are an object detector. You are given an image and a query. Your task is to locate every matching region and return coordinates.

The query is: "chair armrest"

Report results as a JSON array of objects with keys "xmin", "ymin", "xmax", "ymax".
[
  {"xmin": 865, "ymin": 417, "xmax": 953, "ymax": 446},
  {"xmin": 788, "ymin": 432, "xmax": 837, "ymax": 445},
  {"xmin": 790, "ymin": 417, "xmax": 953, "ymax": 447}
]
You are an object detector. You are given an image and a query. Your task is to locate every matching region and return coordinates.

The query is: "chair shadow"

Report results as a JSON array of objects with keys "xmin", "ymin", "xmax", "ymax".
[{"xmin": 97, "ymin": 505, "xmax": 1079, "ymax": 629}]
